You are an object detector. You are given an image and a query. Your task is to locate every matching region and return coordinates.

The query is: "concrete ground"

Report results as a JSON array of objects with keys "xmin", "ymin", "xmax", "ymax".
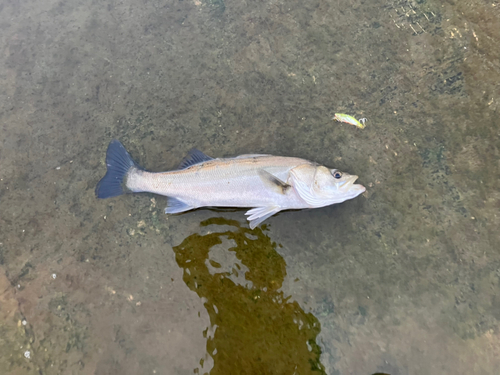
[{"xmin": 1, "ymin": 0, "xmax": 499, "ymax": 374}]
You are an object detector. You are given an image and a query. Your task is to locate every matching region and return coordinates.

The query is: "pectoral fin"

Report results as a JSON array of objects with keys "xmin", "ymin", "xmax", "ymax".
[
  {"xmin": 258, "ymin": 170, "xmax": 291, "ymax": 195},
  {"xmin": 245, "ymin": 206, "xmax": 281, "ymax": 229}
]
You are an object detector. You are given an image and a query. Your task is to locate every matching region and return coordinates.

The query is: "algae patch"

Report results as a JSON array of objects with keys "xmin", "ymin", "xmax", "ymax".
[{"xmin": 173, "ymin": 218, "xmax": 326, "ymax": 374}]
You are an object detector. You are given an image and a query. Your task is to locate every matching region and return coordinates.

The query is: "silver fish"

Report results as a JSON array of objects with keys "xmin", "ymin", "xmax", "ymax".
[{"xmin": 96, "ymin": 140, "xmax": 365, "ymax": 229}]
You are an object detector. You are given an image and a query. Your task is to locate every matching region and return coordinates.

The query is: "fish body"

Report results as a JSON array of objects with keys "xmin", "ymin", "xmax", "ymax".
[
  {"xmin": 333, "ymin": 113, "xmax": 366, "ymax": 129},
  {"xmin": 96, "ymin": 140, "xmax": 365, "ymax": 229}
]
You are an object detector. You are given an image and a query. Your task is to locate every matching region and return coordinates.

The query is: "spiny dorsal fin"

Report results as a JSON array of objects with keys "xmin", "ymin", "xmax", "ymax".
[
  {"xmin": 258, "ymin": 169, "xmax": 291, "ymax": 195},
  {"xmin": 177, "ymin": 149, "xmax": 213, "ymax": 170}
]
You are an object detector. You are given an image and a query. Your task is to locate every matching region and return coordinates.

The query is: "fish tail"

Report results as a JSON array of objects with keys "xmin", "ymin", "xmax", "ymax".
[{"xmin": 95, "ymin": 140, "xmax": 140, "ymax": 199}]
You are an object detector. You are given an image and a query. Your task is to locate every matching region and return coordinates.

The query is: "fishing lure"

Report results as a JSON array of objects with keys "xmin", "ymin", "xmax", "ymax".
[{"xmin": 333, "ymin": 113, "xmax": 366, "ymax": 129}]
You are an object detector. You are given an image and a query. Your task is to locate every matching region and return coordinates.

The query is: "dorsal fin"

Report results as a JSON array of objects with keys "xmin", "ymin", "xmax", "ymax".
[{"xmin": 177, "ymin": 149, "xmax": 214, "ymax": 170}]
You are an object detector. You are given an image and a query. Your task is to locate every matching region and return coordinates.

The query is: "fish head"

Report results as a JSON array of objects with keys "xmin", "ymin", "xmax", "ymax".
[
  {"xmin": 323, "ymin": 167, "xmax": 366, "ymax": 200},
  {"xmin": 312, "ymin": 166, "xmax": 366, "ymax": 204},
  {"xmin": 290, "ymin": 165, "xmax": 366, "ymax": 208}
]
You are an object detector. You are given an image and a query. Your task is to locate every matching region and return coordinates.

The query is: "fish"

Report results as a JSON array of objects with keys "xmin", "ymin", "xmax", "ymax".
[
  {"xmin": 333, "ymin": 113, "xmax": 366, "ymax": 129},
  {"xmin": 95, "ymin": 140, "xmax": 366, "ymax": 229}
]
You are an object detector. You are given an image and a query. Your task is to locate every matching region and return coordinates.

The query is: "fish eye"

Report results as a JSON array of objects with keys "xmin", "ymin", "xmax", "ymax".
[{"xmin": 333, "ymin": 171, "xmax": 343, "ymax": 179}]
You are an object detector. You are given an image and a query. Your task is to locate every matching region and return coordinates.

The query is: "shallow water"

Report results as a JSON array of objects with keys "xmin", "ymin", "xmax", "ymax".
[{"xmin": 1, "ymin": 0, "xmax": 499, "ymax": 374}]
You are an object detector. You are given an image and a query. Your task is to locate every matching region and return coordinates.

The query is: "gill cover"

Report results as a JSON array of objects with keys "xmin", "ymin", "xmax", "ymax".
[{"xmin": 289, "ymin": 165, "xmax": 332, "ymax": 207}]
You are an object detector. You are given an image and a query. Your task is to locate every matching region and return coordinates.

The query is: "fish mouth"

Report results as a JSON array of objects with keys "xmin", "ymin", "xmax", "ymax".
[{"xmin": 341, "ymin": 175, "xmax": 366, "ymax": 193}]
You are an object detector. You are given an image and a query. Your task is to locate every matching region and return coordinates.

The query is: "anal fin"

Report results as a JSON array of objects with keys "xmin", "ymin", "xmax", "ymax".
[
  {"xmin": 245, "ymin": 206, "xmax": 281, "ymax": 229},
  {"xmin": 165, "ymin": 197, "xmax": 195, "ymax": 214}
]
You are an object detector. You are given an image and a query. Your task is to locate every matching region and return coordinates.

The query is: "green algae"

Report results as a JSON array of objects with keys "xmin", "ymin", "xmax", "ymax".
[
  {"xmin": 173, "ymin": 217, "xmax": 326, "ymax": 374},
  {"xmin": 0, "ymin": 314, "xmax": 35, "ymax": 374}
]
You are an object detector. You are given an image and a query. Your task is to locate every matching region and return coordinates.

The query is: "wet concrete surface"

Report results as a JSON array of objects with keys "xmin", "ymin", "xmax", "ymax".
[{"xmin": 1, "ymin": 0, "xmax": 499, "ymax": 373}]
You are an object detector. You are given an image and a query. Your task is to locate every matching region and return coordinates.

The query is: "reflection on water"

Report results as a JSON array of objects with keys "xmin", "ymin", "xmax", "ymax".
[{"xmin": 173, "ymin": 218, "xmax": 326, "ymax": 374}]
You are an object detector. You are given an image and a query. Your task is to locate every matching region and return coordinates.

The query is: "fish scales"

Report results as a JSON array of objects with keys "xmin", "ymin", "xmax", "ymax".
[
  {"xmin": 96, "ymin": 140, "xmax": 365, "ymax": 229},
  {"xmin": 128, "ymin": 156, "xmax": 309, "ymax": 208}
]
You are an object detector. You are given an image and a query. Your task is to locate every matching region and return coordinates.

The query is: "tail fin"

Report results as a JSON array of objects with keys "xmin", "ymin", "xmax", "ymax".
[{"xmin": 95, "ymin": 140, "xmax": 139, "ymax": 199}]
